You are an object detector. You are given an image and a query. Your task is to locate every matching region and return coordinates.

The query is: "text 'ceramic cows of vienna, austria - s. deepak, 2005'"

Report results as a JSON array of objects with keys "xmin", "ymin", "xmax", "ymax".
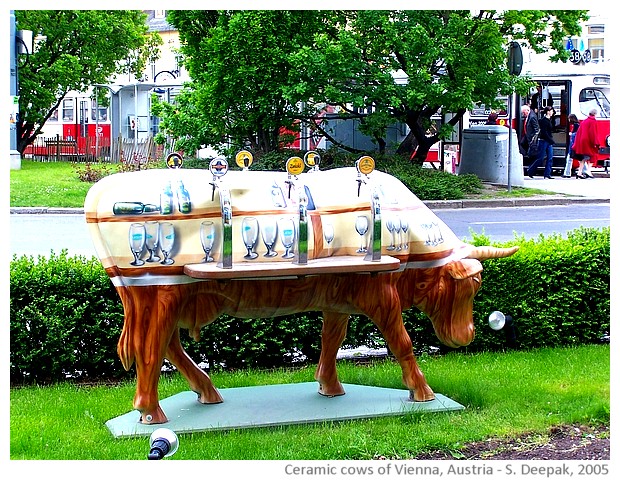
[{"xmin": 84, "ymin": 151, "xmax": 518, "ymax": 424}]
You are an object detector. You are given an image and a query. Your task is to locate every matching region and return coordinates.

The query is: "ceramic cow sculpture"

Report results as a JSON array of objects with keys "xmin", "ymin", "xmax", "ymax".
[{"xmin": 85, "ymin": 164, "xmax": 518, "ymax": 424}]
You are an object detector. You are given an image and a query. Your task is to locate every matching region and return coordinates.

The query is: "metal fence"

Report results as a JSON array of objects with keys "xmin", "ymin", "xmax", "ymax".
[{"xmin": 24, "ymin": 134, "xmax": 177, "ymax": 166}]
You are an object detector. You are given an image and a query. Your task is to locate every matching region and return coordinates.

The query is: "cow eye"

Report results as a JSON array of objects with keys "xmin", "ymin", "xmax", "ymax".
[{"xmin": 473, "ymin": 276, "xmax": 481, "ymax": 284}]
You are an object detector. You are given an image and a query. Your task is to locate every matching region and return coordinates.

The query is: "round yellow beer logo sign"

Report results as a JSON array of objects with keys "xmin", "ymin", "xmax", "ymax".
[
  {"xmin": 235, "ymin": 150, "xmax": 253, "ymax": 169},
  {"xmin": 286, "ymin": 156, "xmax": 305, "ymax": 176},
  {"xmin": 166, "ymin": 152, "xmax": 183, "ymax": 169},
  {"xmin": 304, "ymin": 151, "xmax": 320, "ymax": 168},
  {"xmin": 356, "ymin": 156, "xmax": 375, "ymax": 175}
]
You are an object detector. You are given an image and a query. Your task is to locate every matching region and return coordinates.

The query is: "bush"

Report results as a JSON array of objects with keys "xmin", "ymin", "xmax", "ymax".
[
  {"xmin": 10, "ymin": 228, "xmax": 609, "ymax": 384},
  {"xmin": 10, "ymin": 252, "xmax": 130, "ymax": 384},
  {"xmin": 171, "ymin": 150, "xmax": 483, "ymax": 200}
]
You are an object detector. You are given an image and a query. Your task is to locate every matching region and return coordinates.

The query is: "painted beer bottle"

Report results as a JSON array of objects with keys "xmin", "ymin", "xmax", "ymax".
[
  {"xmin": 160, "ymin": 182, "xmax": 174, "ymax": 215},
  {"xmin": 113, "ymin": 202, "xmax": 160, "ymax": 215},
  {"xmin": 176, "ymin": 180, "xmax": 192, "ymax": 214}
]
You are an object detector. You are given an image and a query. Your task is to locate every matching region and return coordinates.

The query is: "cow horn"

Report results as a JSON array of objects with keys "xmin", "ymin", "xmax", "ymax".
[{"xmin": 466, "ymin": 245, "xmax": 519, "ymax": 260}]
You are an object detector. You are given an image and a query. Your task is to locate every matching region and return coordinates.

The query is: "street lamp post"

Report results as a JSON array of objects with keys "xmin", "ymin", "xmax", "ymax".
[
  {"xmin": 10, "ymin": 10, "xmax": 32, "ymax": 170},
  {"xmin": 10, "ymin": 11, "xmax": 20, "ymax": 170}
]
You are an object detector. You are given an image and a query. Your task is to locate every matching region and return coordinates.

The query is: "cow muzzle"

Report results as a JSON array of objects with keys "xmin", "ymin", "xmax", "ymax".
[{"xmin": 438, "ymin": 322, "xmax": 475, "ymax": 348}]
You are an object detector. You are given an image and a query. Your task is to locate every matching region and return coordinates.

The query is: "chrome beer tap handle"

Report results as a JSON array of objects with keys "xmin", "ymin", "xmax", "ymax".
[
  {"xmin": 365, "ymin": 187, "xmax": 382, "ymax": 262},
  {"xmin": 219, "ymin": 188, "xmax": 233, "ymax": 269},
  {"xmin": 296, "ymin": 188, "xmax": 308, "ymax": 265}
]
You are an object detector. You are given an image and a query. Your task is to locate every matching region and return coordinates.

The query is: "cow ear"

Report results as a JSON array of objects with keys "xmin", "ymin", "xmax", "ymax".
[{"xmin": 446, "ymin": 258, "xmax": 483, "ymax": 279}]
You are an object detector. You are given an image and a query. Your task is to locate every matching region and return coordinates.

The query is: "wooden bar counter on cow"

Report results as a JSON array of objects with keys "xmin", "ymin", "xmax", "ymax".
[{"xmin": 85, "ymin": 151, "xmax": 518, "ymax": 425}]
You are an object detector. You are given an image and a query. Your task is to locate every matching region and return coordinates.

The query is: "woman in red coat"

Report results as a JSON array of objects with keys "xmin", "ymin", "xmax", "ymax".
[{"xmin": 572, "ymin": 108, "xmax": 600, "ymax": 179}]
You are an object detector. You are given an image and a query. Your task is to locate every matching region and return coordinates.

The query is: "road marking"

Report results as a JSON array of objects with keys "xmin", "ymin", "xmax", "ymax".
[{"xmin": 471, "ymin": 218, "xmax": 609, "ymax": 225}]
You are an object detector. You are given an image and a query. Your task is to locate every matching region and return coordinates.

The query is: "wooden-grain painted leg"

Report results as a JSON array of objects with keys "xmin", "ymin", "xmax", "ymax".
[
  {"xmin": 166, "ymin": 327, "xmax": 223, "ymax": 404},
  {"xmin": 361, "ymin": 284, "xmax": 435, "ymax": 402},
  {"xmin": 118, "ymin": 285, "xmax": 181, "ymax": 424},
  {"xmin": 314, "ymin": 311, "xmax": 349, "ymax": 397}
]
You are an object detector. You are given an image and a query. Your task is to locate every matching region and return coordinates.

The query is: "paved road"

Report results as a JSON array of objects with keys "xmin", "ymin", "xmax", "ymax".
[
  {"xmin": 437, "ymin": 203, "xmax": 610, "ymax": 243},
  {"xmin": 10, "ymin": 202, "xmax": 610, "ymax": 258},
  {"xmin": 10, "ymin": 213, "xmax": 94, "ymax": 258}
]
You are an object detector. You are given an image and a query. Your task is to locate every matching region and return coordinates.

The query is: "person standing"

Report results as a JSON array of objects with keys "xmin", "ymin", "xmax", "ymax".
[
  {"xmin": 572, "ymin": 108, "xmax": 599, "ymax": 179},
  {"xmin": 562, "ymin": 113, "xmax": 580, "ymax": 178},
  {"xmin": 526, "ymin": 106, "xmax": 555, "ymax": 179},
  {"xmin": 520, "ymin": 104, "xmax": 540, "ymax": 169},
  {"xmin": 519, "ymin": 105, "xmax": 530, "ymax": 157}
]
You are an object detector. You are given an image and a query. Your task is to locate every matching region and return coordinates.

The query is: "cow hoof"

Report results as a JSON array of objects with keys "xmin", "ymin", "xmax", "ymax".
[
  {"xmin": 409, "ymin": 387, "xmax": 435, "ymax": 402},
  {"xmin": 318, "ymin": 383, "xmax": 346, "ymax": 397},
  {"xmin": 196, "ymin": 388, "xmax": 224, "ymax": 404},
  {"xmin": 139, "ymin": 406, "xmax": 168, "ymax": 424}
]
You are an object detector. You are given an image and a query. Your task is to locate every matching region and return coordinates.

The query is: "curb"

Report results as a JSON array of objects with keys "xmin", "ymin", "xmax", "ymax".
[
  {"xmin": 9, "ymin": 196, "xmax": 610, "ymax": 215},
  {"xmin": 425, "ymin": 196, "xmax": 610, "ymax": 209}
]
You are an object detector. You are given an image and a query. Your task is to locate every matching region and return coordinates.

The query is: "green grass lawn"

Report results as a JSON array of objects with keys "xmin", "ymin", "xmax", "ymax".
[
  {"xmin": 9, "ymin": 160, "xmax": 111, "ymax": 208},
  {"xmin": 10, "ymin": 159, "xmax": 552, "ymax": 209},
  {"xmin": 10, "ymin": 344, "xmax": 609, "ymax": 460}
]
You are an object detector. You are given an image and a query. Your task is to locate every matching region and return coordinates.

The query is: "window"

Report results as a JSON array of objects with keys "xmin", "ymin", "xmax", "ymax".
[
  {"xmin": 155, "ymin": 10, "xmax": 165, "ymax": 19},
  {"xmin": 62, "ymin": 99, "xmax": 73, "ymax": 121},
  {"xmin": 587, "ymin": 24, "xmax": 605, "ymax": 62},
  {"xmin": 49, "ymin": 109, "xmax": 58, "ymax": 122},
  {"xmin": 579, "ymin": 88, "xmax": 610, "ymax": 118},
  {"xmin": 90, "ymin": 99, "xmax": 108, "ymax": 121},
  {"xmin": 588, "ymin": 38, "xmax": 605, "ymax": 63}
]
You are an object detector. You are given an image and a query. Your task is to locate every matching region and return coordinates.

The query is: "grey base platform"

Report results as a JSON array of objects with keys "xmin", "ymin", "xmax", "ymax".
[{"xmin": 106, "ymin": 382, "xmax": 464, "ymax": 438}]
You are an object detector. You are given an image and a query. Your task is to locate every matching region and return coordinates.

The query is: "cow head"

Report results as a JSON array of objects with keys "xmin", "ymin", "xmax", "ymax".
[{"xmin": 418, "ymin": 246, "xmax": 519, "ymax": 348}]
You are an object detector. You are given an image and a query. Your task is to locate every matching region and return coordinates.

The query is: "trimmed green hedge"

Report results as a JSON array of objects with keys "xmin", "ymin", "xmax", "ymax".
[
  {"xmin": 181, "ymin": 149, "xmax": 484, "ymax": 201},
  {"xmin": 10, "ymin": 227, "xmax": 609, "ymax": 385}
]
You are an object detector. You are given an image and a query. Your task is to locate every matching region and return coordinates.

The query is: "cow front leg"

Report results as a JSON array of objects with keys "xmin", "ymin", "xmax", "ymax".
[
  {"xmin": 166, "ymin": 328, "xmax": 223, "ymax": 404},
  {"xmin": 315, "ymin": 311, "xmax": 349, "ymax": 397},
  {"xmin": 363, "ymin": 287, "xmax": 435, "ymax": 402},
  {"xmin": 119, "ymin": 285, "xmax": 182, "ymax": 424}
]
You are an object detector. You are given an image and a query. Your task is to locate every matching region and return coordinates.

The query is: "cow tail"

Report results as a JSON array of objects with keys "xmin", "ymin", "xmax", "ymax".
[{"xmin": 116, "ymin": 286, "xmax": 136, "ymax": 371}]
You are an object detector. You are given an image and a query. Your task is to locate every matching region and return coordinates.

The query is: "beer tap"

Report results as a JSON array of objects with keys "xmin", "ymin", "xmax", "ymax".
[
  {"xmin": 296, "ymin": 188, "xmax": 308, "ymax": 265},
  {"xmin": 355, "ymin": 156, "xmax": 382, "ymax": 262},
  {"xmin": 209, "ymin": 158, "xmax": 233, "ymax": 269},
  {"xmin": 356, "ymin": 172, "xmax": 367, "ymax": 197},
  {"xmin": 285, "ymin": 156, "xmax": 304, "ymax": 199},
  {"xmin": 285, "ymin": 157, "xmax": 308, "ymax": 264},
  {"xmin": 303, "ymin": 151, "xmax": 321, "ymax": 173},
  {"xmin": 235, "ymin": 149, "xmax": 254, "ymax": 172},
  {"xmin": 219, "ymin": 187, "xmax": 233, "ymax": 269},
  {"xmin": 365, "ymin": 187, "xmax": 382, "ymax": 262},
  {"xmin": 209, "ymin": 157, "xmax": 229, "ymax": 201}
]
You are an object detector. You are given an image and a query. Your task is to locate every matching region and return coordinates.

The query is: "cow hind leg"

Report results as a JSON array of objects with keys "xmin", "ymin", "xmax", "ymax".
[
  {"xmin": 365, "ymin": 289, "xmax": 435, "ymax": 402},
  {"xmin": 315, "ymin": 311, "xmax": 349, "ymax": 397},
  {"xmin": 165, "ymin": 328, "xmax": 223, "ymax": 404}
]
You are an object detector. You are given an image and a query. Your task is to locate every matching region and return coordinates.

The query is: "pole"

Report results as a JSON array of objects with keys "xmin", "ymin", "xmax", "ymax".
[
  {"xmin": 134, "ymin": 83, "xmax": 138, "ymax": 151},
  {"xmin": 95, "ymin": 88, "xmax": 99, "ymax": 159},
  {"xmin": 10, "ymin": 11, "xmax": 21, "ymax": 169},
  {"xmin": 506, "ymin": 93, "xmax": 513, "ymax": 192}
]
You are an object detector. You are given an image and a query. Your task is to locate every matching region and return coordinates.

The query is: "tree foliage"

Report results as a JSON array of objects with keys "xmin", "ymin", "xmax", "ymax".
[
  {"xmin": 287, "ymin": 10, "xmax": 588, "ymax": 161},
  {"xmin": 155, "ymin": 10, "xmax": 338, "ymax": 154},
  {"xmin": 156, "ymin": 10, "xmax": 588, "ymax": 158},
  {"xmin": 14, "ymin": 10, "xmax": 151, "ymax": 153}
]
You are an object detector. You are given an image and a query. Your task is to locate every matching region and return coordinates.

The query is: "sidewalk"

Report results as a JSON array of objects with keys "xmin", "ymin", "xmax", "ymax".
[{"xmin": 427, "ymin": 170, "xmax": 611, "ymax": 209}]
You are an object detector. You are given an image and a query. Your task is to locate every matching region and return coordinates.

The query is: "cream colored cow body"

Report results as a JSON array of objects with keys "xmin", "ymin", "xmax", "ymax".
[{"xmin": 85, "ymin": 167, "xmax": 517, "ymax": 424}]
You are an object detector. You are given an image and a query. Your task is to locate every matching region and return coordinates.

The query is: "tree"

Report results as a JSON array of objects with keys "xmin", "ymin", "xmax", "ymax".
[
  {"xmin": 14, "ymin": 10, "xmax": 150, "ymax": 154},
  {"xmin": 156, "ymin": 10, "xmax": 588, "ymax": 159},
  {"xmin": 287, "ymin": 10, "xmax": 589, "ymax": 162},
  {"xmin": 154, "ymin": 10, "xmax": 342, "ymax": 154}
]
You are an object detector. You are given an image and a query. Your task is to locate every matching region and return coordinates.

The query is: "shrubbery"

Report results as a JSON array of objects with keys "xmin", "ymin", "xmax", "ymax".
[
  {"xmin": 10, "ymin": 227, "xmax": 609, "ymax": 385},
  {"xmin": 180, "ymin": 148, "xmax": 483, "ymax": 201}
]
